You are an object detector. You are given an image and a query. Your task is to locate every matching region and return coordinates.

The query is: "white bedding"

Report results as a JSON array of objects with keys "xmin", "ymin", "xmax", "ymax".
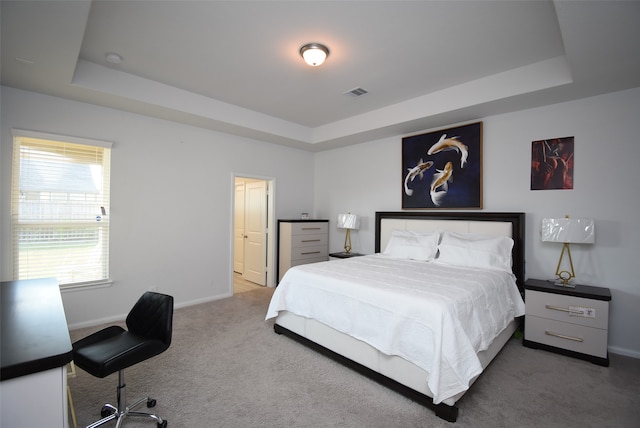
[{"xmin": 265, "ymin": 254, "xmax": 525, "ymax": 404}]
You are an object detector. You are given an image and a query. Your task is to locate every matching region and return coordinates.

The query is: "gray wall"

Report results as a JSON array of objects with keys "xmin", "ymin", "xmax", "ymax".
[
  {"xmin": 1, "ymin": 86, "xmax": 316, "ymax": 326},
  {"xmin": 2, "ymin": 85, "xmax": 639, "ymax": 358},
  {"xmin": 314, "ymin": 86, "xmax": 640, "ymax": 358}
]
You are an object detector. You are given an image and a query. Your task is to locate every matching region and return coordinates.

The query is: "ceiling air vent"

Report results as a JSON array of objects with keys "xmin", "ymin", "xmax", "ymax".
[{"xmin": 344, "ymin": 87, "xmax": 368, "ymax": 97}]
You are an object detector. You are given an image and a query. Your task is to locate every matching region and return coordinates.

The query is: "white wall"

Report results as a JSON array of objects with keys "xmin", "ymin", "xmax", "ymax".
[
  {"xmin": 315, "ymin": 87, "xmax": 640, "ymax": 358},
  {"xmin": 1, "ymin": 86, "xmax": 316, "ymax": 327}
]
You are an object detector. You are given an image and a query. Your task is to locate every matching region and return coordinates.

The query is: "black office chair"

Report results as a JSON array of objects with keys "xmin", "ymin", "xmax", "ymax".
[{"xmin": 73, "ymin": 291, "xmax": 174, "ymax": 428}]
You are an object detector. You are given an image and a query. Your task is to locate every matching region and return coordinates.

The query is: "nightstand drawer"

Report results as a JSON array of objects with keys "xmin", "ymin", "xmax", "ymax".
[
  {"xmin": 526, "ymin": 289, "xmax": 609, "ymax": 330},
  {"xmin": 525, "ymin": 315, "xmax": 608, "ymax": 358}
]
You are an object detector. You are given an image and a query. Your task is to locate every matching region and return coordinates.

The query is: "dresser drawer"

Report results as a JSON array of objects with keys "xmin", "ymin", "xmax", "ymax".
[
  {"xmin": 291, "ymin": 233, "xmax": 328, "ymax": 248},
  {"xmin": 525, "ymin": 289, "xmax": 609, "ymax": 330},
  {"xmin": 290, "ymin": 245, "xmax": 328, "ymax": 261},
  {"xmin": 291, "ymin": 222, "xmax": 328, "ymax": 235},
  {"xmin": 525, "ymin": 315, "xmax": 608, "ymax": 358},
  {"xmin": 290, "ymin": 257, "xmax": 328, "ymax": 269}
]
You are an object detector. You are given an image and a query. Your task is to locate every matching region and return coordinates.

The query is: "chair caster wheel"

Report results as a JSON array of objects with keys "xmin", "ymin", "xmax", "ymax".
[
  {"xmin": 147, "ymin": 398, "xmax": 157, "ymax": 408},
  {"xmin": 101, "ymin": 406, "xmax": 114, "ymax": 418},
  {"xmin": 158, "ymin": 421, "xmax": 167, "ymax": 428}
]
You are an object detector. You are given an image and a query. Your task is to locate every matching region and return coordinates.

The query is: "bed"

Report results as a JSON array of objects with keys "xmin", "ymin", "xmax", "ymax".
[{"xmin": 266, "ymin": 211, "xmax": 526, "ymax": 422}]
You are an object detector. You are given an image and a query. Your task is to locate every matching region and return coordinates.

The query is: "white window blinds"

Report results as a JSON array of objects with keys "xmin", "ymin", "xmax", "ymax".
[{"xmin": 11, "ymin": 131, "xmax": 112, "ymax": 287}]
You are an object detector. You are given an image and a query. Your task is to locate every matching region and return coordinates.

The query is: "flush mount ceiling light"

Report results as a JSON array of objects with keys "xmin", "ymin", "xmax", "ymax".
[{"xmin": 299, "ymin": 43, "xmax": 329, "ymax": 66}]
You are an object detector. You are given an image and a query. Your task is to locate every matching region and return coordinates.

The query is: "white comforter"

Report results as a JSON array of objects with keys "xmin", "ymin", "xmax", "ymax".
[{"xmin": 265, "ymin": 254, "xmax": 525, "ymax": 404}]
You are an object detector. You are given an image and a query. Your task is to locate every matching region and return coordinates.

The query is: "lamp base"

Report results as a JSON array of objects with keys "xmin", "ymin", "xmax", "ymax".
[
  {"xmin": 553, "ymin": 280, "xmax": 576, "ymax": 288},
  {"xmin": 343, "ymin": 229, "xmax": 352, "ymax": 254},
  {"xmin": 553, "ymin": 270, "xmax": 575, "ymax": 288},
  {"xmin": 553, "ymin": 246, "xmax": 578, "ymax": 288}
]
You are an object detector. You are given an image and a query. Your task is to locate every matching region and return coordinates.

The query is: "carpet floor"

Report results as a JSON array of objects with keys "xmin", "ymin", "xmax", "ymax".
[{"xmin": 68, "ymin": 287, "xmax": 640, "ymax": 427}]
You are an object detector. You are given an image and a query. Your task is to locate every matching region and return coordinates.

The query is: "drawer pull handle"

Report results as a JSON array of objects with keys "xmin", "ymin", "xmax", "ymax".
[
  {"xmin": 301, "ymin": 251, "xmax": 321, "ymax": 255},
  {"xmin": 302, "ymin": 227, "xmax": 321, "ymax": 230},
  {"xmin": 545, "ymin": 304, "xmax": 585, "ymax": 316},
  {"xmin": 301, "ymin": 239, "xmax": 321, "ymax": 243},
  {"xmin": 545, "ymin": 330, "xmax": 584, "ymax": 342}
]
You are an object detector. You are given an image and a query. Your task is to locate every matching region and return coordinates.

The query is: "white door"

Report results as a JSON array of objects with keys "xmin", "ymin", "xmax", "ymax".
[
  {"xmin": 243, "ymin": 180, "xmax": 267, "ymax": 285},
  {"xmin": 233, "ymin": 180, "xmax": 245, "ymax": 274}
]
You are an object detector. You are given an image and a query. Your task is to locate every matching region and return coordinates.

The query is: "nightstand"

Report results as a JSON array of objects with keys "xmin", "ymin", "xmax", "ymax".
[
  {"xmin": 523, "ymin": 278, "xmax": 611, "ymax": 366},
  {"xmin": 329, "ymin": 252, "xmax": 364, "ymax": 260}
]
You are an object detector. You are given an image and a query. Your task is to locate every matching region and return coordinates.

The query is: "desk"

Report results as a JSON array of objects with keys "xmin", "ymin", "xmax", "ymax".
[{"xmin": 1, "ymin": 278, "xmax": 73, "ymax": 427}]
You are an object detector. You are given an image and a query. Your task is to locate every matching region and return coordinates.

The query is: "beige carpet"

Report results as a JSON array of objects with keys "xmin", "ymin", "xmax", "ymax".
[{"xmin": 68, "ymin": 287, "xmax": 640, "ymax": 427}]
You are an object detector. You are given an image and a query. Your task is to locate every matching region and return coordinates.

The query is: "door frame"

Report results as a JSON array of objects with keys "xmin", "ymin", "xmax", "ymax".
[{"xmin": 230, "ymin": 173, "xmax": 276, "ymax": 290}]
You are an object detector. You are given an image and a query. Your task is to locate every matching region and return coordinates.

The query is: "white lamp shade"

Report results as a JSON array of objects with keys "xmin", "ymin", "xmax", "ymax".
[
  {"xmin": 541, "ymin": 218, "xmax": 595, "ymax": 243},
  {"xmin": 337, "ymin": 213, "xmax": 360, "ymax": 230}
]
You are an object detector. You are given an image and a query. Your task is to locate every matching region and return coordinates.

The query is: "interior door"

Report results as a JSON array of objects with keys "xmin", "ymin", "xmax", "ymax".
[
  {"xmin": 243, "ymin": 180, "xmax": 267, "ymax": 285},
  {"xmin": 233, "ymin": 180, "xmax": 245, "ymax": 274}
]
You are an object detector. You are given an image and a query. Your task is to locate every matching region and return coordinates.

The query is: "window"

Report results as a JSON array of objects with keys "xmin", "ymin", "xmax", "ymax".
[{"xmin": 11, "ymin": 130, "xmax": 112, "ymax": 288}]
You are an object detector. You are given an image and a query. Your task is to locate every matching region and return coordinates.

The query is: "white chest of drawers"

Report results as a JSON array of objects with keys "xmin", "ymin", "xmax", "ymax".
[
  {"xmin": 277, "ymin": 220, "xmax": 329, "ymax": 283},
  {"xmin": 523, "ymin": 278, "xmax": 611, "ymax": 366}
]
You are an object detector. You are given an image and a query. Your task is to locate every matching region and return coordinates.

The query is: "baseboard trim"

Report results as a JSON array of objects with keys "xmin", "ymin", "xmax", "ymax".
[{"xmin": 608, "ymin": 346, "xmax": 640, "ymax": 360}]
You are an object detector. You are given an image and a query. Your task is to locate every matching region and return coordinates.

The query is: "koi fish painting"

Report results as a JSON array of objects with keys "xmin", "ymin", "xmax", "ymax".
[
  {"xmin": 401, "ymin": 122, "xmax": 482, "ymax": 209},
  {"xmin": 404, "ymin": 159, "xmax": 434, "ymax": 196},
  {"xmin": 427, "ymin": 134, "xmax": 469, "ymax": 168}
]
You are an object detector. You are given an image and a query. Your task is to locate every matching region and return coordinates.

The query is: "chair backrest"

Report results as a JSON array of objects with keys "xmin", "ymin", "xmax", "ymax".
[{"xmin": 126, "ymin": 291, "xmax": 174, "ymax": 347}]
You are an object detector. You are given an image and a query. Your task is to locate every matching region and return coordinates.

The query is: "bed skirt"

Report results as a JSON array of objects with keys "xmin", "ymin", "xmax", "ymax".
[{"xmin": 273, "ymin": 311, "xmax": 520, "ymax": 422}]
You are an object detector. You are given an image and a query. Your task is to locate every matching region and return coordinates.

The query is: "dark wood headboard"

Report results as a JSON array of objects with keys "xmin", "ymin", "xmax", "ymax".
[{"xmin": 374, "ymin": 211, "xmax": 526, "ymax": 291}]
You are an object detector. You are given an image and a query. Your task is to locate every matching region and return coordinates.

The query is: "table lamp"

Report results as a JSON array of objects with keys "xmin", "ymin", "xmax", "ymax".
[
  {"xmin": 337, "ymin": 213, "xmax": 360, "ymax": 254},
  {"xmin": 541, "ymin": 215, "xmax": 595, "ymax": 287}
]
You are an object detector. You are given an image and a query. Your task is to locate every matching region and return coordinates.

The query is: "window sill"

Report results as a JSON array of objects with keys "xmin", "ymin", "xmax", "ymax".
[{"xmin": 60, "ymin": 279, "xmax": 113, "ymax": 292}]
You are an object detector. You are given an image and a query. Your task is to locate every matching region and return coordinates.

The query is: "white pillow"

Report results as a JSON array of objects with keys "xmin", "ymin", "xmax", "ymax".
[
  {"xmin": 383, "ymin": 230, "xmax": 439, "ymax": 261},
  {"xmin": 436, "ymin": 231, "xmax": 514, "ymax": 272}
]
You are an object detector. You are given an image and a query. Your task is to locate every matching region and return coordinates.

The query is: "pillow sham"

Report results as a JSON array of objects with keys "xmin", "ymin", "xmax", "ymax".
[
  {"xmin": 383, "ymin": 230, "xmax": 439, "ymax": 261},
  {"xmin": 436, "ymin": 231, "xmax": 514, "ymax": 272}
]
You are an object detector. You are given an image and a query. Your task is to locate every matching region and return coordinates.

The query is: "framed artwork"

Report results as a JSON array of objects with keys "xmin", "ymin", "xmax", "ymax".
[
  {"xmin": 402, "ymin": 122, "xmax": 482, "ymax": 209},
  {"xmin": 530, "ymin": 137, "xmax": 574, "ymax": 190}
]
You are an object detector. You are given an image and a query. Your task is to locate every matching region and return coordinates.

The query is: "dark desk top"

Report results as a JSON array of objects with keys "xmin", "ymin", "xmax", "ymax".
[{"xmin": 1, "ymin": 278, "xmax": 73, "ymax": 381}]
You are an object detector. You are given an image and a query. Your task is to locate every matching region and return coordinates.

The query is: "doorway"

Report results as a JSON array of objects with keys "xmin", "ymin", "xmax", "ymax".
[{"xmin": 233, "ymin": 176, "xmax": 275, "ymax": 293}]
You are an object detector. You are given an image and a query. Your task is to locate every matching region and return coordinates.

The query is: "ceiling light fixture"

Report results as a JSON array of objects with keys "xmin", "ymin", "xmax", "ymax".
[{"xmin": 299, "ymin": 43, "xmax": 329, "ymax": 67}]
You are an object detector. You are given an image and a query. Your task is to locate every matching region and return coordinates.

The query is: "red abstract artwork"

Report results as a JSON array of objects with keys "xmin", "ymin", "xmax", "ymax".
[{"xmin": 531, "ymin": 137, "xmax": 574, "ymax": 190}]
